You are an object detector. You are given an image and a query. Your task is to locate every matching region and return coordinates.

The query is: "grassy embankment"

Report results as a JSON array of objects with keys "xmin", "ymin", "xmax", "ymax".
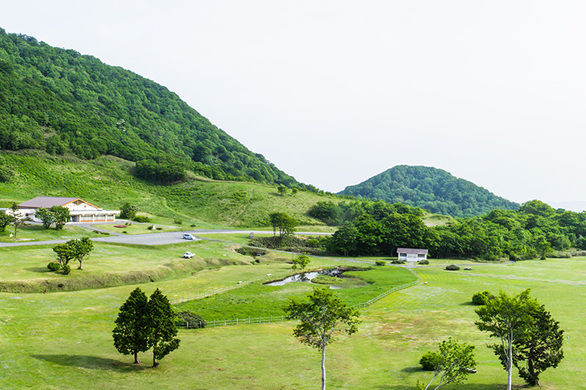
[
  {"xmin": 0, "ymin": 240, "xmax": 281, "ymax": 293},
  {"xmin": 0, "ymin": 255, "xmax": 583, "ymax": 389}
]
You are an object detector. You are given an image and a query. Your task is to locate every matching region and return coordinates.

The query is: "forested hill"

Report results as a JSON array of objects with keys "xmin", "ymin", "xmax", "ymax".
[
  {"xmin": 339, "ymin": 165, "xmax": 519, "ymax": 217},
  {"xmin": 0, "ymin": 28, "xmax": 300, "ymax": 186}
]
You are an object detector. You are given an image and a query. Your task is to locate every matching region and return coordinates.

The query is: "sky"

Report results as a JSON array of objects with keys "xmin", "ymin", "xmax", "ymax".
[{"xmin": 3, "ymin": 1, "xmax": 586, "ymax": 206}]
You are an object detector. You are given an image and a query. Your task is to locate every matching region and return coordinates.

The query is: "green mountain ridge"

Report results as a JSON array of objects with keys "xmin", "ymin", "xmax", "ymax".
[
  {"xmin": 339, "ymin": 165, "xmax": 519, "ymax": 217},
  {"xmin": 0, "ymin": 28, "xmax": 303, "ymax": 187}
]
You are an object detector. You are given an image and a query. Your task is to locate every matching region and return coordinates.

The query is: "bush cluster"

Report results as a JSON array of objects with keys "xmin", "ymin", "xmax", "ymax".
[
  {"xmin": 419, "ymin": 351, "xmax": 441, "ymax": 371},
  {"xmin": 471, "ymin": 290, "xmax": 494, "ymax": 306},
  {"xmin": 445, "ymin": 264, "xmax": 460, "ymax": 271},
  {"xmin": 47, "ymin": 262, "xmax": 61, "ymax": 272}
]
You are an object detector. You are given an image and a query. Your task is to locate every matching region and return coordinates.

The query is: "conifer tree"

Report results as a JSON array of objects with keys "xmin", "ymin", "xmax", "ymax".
[
  {"xmin": 113, "ymin": 288, "xmax": 150, "ymax": 364},
  {"xmin": 148, "ymin": 288, "xmax": 180, "ymax": 367}
]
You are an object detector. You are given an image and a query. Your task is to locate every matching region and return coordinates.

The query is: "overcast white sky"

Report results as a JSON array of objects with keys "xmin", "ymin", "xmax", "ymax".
[{"xmin": 3, "ymin": 1, "xmax": 586, "ymax": 206}]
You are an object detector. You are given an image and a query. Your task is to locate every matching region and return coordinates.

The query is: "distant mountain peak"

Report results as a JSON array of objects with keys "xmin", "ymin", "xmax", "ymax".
[{"xmin": 339, "ymin": 165, "xmax": 518, "ymax": 217}]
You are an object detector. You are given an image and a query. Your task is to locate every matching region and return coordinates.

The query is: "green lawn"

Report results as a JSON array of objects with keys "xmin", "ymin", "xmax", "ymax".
[
  {"xmin": 0, "ymin": 224, "xmax": 104, "ymax": 242},
  {"xmin": 0, "ymin": 243, "xmax": 583, "ymax": 389},
  {"xmin": 175, "ymin": 266, "xmax": 416, "ymax": 320}
]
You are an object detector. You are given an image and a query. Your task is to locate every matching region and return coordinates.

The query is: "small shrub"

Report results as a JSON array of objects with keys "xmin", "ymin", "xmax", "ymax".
[
  {"xmin": 375, "ymin": 260, "xmax": 386, "ymax": 266},
  {"xmin": 419, "ymin": 351, "xmax": 441, "ymax": 371},
  {"xmin": 61, "ymin": 264, "xmax": 71, "ymax": 275},
  {"xmin": 174, "ymin": 219, "xmax": 183, "ymax": 225},
  {"xmin": 472, "ymin": 290, "xmax": 494, "ymax": 305},
  {"xmin": 47, "ymin": 262, "xmax": 61, "ymax": 272},
  {"xmin": 445, "ymin": 264, "xmax": 460, "ymax": 271},
  {"xmin": 391, "ymin": 259, "xmax": 406, "ymax": 264},
  {"xmin": 147, "ymin": 225, "xmax": 154, "ymax": 230},
  {"xmin": 417, "ymin": 259, "xmax": 429, "ymax": 265},
  {"xmin": 156, "ymin": 227, "xmax": 162, "ymax": 230},
  {"xmin": 190, "ymin": 224, "xmax": 196, "ymax": 227},
  {"xmin": 0, "ymin": 165, "xmax": 14, "ymax": 183},
  {"xmin": 175, "ymin": 310, "xmax": 206, "ymax": 329},
  {"xmin": 132, "ymin": 215, "xmax": 151, "ymax": 223},
  {"xmin": 122, "ymin": 230, "xmax": 128, "ymax": 234}
]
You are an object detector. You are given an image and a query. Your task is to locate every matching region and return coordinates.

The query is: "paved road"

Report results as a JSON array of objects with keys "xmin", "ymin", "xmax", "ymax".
[{"xmin": 0, "ymin": 229, "xmax": 332, "ymax": 248}]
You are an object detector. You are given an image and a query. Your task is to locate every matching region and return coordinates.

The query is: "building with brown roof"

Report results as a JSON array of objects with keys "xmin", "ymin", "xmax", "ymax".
[{"xmin": 17, "ymin": 196, "xmax": 117, "ymax": 223}]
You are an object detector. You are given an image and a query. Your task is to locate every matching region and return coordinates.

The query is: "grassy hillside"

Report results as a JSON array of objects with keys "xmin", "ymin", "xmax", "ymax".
[
  {"xmin": 0, "ymin": 28, "xmax": 301, "ymax": 186},
  {"xmin": 340, "ymin": 165, "xmax": 519, "ymax": 217},
  {"xmin": 0, "ymin": 151, "xmax": 335, "ymax": 228}
]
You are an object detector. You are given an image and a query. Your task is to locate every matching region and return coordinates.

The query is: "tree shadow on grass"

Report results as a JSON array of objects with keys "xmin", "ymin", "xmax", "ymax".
[
  {"xmin": 400, "ymin": 366, "xmax": 421, "ymax": 373},
  {"xmin": 24, "ymin": 267, "xmax": 51, "ymax": 274},
  {"xmin": 31, "ymin": 354, "xmax": 149, "ymax": 372}
]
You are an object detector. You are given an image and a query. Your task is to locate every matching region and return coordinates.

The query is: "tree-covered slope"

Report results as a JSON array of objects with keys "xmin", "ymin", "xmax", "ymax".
[
  {"xmin": 0, "ymin": 28, "xmax": 299, "ymax": 186},
  {"xmin": 339, "ymin": 165, "xmax": 519, "ymax": 217}
]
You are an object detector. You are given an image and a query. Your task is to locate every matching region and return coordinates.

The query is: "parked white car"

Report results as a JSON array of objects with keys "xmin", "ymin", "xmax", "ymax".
[
  {"xmin": 183, "ymin": 251, "xmax": 195, "ymax": 259},
  {"xmin": 182, "ymin": 233, "xmax": 195, "ymax": 240}
]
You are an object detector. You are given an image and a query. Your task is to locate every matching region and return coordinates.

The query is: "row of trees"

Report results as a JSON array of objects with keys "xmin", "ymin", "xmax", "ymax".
[{"xmin": 327, "ymin": 200, "xmax": 586, "ymax": 259}]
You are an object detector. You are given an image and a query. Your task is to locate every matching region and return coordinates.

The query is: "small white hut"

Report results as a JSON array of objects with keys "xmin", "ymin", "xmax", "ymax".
[{"xmin": 397, "ymin": 248, "xmax": 428, "ymax": 262}]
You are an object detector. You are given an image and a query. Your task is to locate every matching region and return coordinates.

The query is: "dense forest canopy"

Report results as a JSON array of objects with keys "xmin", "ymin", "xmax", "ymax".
[
  {"xmin": 0, "ymin": 28, "xmax": 304, "ymax": 186},
  {"xmin": 327, "ymin": 200, "xmax": 586, "ymax": 260},
  {"xmin": 340, "ymin": 165, "xmax": 519, "ymax": 217}
]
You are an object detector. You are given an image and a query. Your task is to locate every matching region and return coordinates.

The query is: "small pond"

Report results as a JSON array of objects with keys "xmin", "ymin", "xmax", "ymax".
[{"xmin": 266, "ymin": 268, "xmax": 348, "ymax": 289}]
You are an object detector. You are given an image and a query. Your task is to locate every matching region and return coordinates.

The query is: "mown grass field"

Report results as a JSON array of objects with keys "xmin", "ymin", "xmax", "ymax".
[
  {"xmin": 0, "ymin": 234, "xmax": 583, "ymax": 389},
  {"xmin": 175, "ymin": 266, "xmax": 416, "ymax": 320}
]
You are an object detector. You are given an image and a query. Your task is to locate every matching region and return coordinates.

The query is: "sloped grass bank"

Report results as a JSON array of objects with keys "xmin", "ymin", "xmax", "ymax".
[
  {"xmin": 0, "ymin": 241, "xmax": 255, "ymax": 293},
  {"xmin": 0, "ymin": 257, "xmax": 246, "ymax": 293},
  {"xmin": 175, "ymin": 266, "xmax": 416, "ymax": 321}
]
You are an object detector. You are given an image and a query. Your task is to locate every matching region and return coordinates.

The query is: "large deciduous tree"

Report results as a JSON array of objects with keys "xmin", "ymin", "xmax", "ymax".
[
  {"xmin": 285, "ymin": 288, "xmax": 360, "ymax": 390},
  {"xmin": 492, "ymin": 302, "xmax": 564, "ymax": 386},
  {"xmin": 269, "ymin": 212, "xmax": 296, "ymax": 238},
  {"xmin": 475, "ymin": 289, "xmax": 538, "ymax": 390},
  {"xmin": 119, "ymin": 203, "xmax": 138, "ymax": 220},
  {"xmin": 113, "ymin": 288, "xmax": 151, "ymax": 364},
  {"xmin": 148, "ymin": 288, "xmax": 180, "ymax": 367}
]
